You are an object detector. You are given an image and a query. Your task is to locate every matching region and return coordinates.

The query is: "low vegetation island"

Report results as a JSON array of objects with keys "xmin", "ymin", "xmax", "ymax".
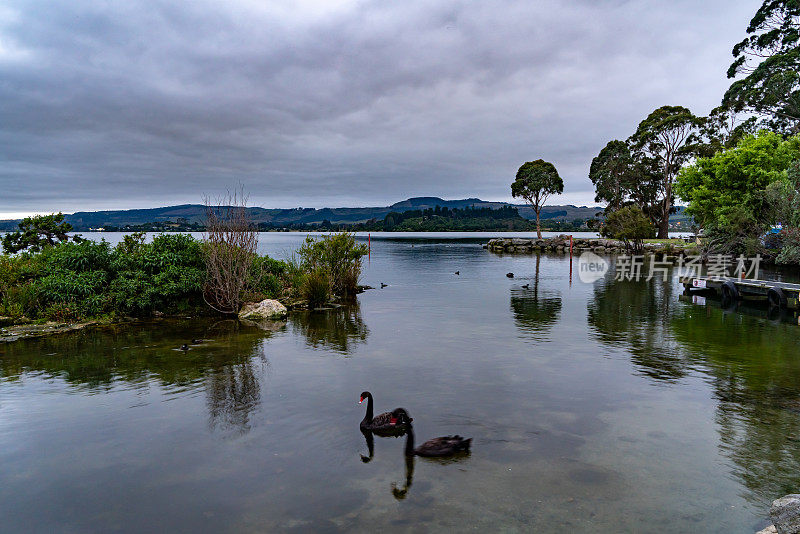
[{"xmin": 0, "ymin": 203, "xmax": 369, "ymax": 340}]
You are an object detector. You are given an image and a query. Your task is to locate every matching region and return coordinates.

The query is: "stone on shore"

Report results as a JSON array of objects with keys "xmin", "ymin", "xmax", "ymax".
[
  {"xmin": 238, "ymin": 299, "xmax": 288, "ymax": 321},
  {"xmin": 771, "ymin": 494, "xmax": 800, "ymax": 534},
  {"xmin": 758, "ymin": 525, "xmax": 778, "ymax": 534},
  {"xmin": 485, "ymin": 235, "xmax": 687, "ymax": 256},
  {"xmin": 1, "ymin": 321, "xmax": 97, "ymax": 343}
]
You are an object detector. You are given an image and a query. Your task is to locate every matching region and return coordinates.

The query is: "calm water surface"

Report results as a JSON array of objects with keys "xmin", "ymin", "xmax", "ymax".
[{"xmin": 2, "ymin": 233, "xmax": 800, "ymax": 533}]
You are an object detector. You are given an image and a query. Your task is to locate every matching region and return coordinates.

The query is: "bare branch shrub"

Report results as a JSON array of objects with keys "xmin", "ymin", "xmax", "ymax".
[{"xmin": 203, "ymin": 188, "xmax": 258, "ymax": 314}]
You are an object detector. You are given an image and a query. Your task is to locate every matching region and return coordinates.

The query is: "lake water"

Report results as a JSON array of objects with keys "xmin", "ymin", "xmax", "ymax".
[{"xmin": 2, "ymin": 232, "xmax": 799, "ymax": 533}]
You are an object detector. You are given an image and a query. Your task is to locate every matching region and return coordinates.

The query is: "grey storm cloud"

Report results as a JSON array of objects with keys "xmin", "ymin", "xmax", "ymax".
[{"xmin": 0, "ymin": 0, "xmax": 761, "ymax": 215}]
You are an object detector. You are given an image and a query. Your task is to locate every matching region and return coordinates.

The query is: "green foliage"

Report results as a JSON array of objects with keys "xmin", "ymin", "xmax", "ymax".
[
  {"xmin": 1, "ymin": 213, "xmax": 78, "ymax": 254},
  {"xmin": 699, "ymin": 106, "xmax": 759, "ymax": 156},
  {"xmin": 41, "ymin": 239, "xmax": 113, "ymax": 273},
  {"xmin": 116, "ymin": 231, "xmax": 147, "ymax": 255},
  {"xmin": 0, "ymin": 234, "xmax": 209, "ymax": 322},
  {"xmin": 600, "ymin": 205, "xmax": 655, "ymax": 253},
  {"xmin": 297, "ymin": 232, "xmax": 368, "ymax": 299},
  {"xmin": 589, "ymin": 139, "xmax": 661, "ymax": 222},
  {"xmin": 250, "ymin": 255, "xmax": 289, "ymax": 299},
  {"xmin": 702, "ymin": 205, "xmax": 767, "ymax": 257},
  {"xmin": 109, "ymin": 234, "xmax": 205, "ymax": 315},
  {"xmin": 628, "ymin": 105, "xmax": 705, "ymax": 238},
  {"xmin": 0, "ymin": 230, "xmax": 311, "ymax": 321},
  {"xmin": 300, "ymin": 267, "xmax": 332, "ymax": 308},
  {"xmin": 0, "ymin": 254, "xmax": 35, "ymax": 317},
  {"xmin": 589, "ymin": 140, "xmax": 638, "ymax": 211},
  {"xmin": 511, "ymin": 159, "xmax": 564, "ymax": 237},
  {"xmin": 675, "ymin": 132, "xmax": 800, "ymax": 228},
  {"xmin": 725, "ymin": 1, "xmax": 800, "ymax": 133},
  {"xmin": 777, "ymin": 228, "xmax": 800, "ymax": 264},
  {"xmin": 19, "ymin": 241, "xmax": 114, "ymax": 319},
  {"xmin": 784, "ymin": 159, "xmax": 800, "ymax": 227}
]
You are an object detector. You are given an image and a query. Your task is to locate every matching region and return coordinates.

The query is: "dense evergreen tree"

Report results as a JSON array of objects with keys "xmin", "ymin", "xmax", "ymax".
[
  {"xmin": 511, "ymin": 160, "xmax": 564, "ymax": 238},
  {"xmin": 724, "ymin": 0, "xmax": 800, "ymax": 134}
]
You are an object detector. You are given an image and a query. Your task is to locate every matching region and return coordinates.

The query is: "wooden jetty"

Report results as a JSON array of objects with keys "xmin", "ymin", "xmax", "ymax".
[{"xmin": 680, "ymin": 276, "xmax": 800, "ymax": 310}]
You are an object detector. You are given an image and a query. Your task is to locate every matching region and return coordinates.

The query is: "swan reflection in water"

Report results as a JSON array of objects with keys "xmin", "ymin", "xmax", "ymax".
[
  {"xmin": 360, "ymin": 429, "xmax": 374, "ymax": 463},
  {"xmin": 391, "ymin": 453, "xmax": 415, "ymax": 500},
  {"xmin": 357, "ymin": 406, "xmax": 470, "ymax": 500},
  {"xmin": 391, "ymin": 408, "xmax": 472, "ymax": 500}
]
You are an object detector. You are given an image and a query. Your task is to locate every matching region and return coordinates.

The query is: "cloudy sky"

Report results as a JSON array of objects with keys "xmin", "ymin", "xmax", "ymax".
[{"xmin": 0, "ymin": 0, "xmax": 759, "ymax": 217}]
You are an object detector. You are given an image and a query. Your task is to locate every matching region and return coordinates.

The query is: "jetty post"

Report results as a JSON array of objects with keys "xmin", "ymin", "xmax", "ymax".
[
  {"xmin": 368, "ymin": 233, "xmax": 371, "ymax": 262},
  {"xmin": 569, "ymin": 235, "xmax": 573, "ymax": 286}
]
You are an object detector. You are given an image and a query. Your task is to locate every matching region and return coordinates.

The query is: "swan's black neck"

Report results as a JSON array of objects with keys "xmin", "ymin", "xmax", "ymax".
[
  {"xmin": 362, "ymin": 393, "xmax": 374, "ymax": 423},
  {"xmin": 404, "ymin": 424, "xmax": 415, "ymax": 456}
]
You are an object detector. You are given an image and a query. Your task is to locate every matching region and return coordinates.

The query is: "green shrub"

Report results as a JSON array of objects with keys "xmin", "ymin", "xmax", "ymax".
[
  {"xmin": 0, "ymin": 255, "xmax": 25, "ymax": 316},
  {"xmin": 600, "ymin": 206, "xmax": 655, "ymax": 253},
  {"xmin": 43, "ymin": 302, "xmax": 82, "ymax": 323},
  {"xmin": 109, "ymin": 234, "xmax": 205, "ymax": 315},
  {"xmin": 301, "ymin": 267, "xmax": 331, "ymax": 307},
  {"xmin": 777, "ymin": 229, "xmax": 800, "ymax": 265},
  {"xmin": 40, "ymin": 240, "xmax": 112, "ymax": 273},
  {"xmin": 264, "ymin": 273, "xmax": 283, "ymax": 298},
  {"xmin": 297, "ymin": 232, "xmax": 368, "ymax": 298},
  {"xmin": 702, "ymin": 205, "xmax": 766, "ymax": 257},
  {"xmin": 248, "ymin": 255, "xmax": 289, "ymax": 299},
  {"xmin": 0, "ymin": 233, "xmax": 208, "ymax": 321},
  {"xmin": 23, "ymin": 242, "xmax": 114, "ymax": 319},
  {"xmin": 115, "ymin": 231, "xmax": 147, "ymax": 255},
  {"xmin": 0, "ymin": 230, "xmax": 367, "ymax": 322}
]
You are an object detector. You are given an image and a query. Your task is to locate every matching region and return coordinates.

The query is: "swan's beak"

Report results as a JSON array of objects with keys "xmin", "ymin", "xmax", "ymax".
[
  {"xmin": 390, "ymin": 417, "xmax": 397, "ymax": 425},
  {"xmin": 358, "ymin": 397, "xmax": 364, "ymax": 404}
]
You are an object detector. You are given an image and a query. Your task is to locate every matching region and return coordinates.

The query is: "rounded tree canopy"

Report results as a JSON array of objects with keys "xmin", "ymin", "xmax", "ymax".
[{"xmin": 511, "ymin": 159, "xmax": 564, "ymax": 204}]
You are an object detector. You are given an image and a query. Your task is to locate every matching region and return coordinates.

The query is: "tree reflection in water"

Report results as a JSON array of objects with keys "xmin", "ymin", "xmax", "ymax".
[
  {"xmin": 670, "ymin": 305, "xmax": 800, "ymax": 510},
  {"xmin": 0, "ymin": 318, "xmax": 274, "ymax": 435},
  {"xmin": 510, "ymin": 255, "xmax": 562, "ymax": 341},
  {"xmin": 588, "ymin": 266, "xmax": 800, "ymax": 509},
  {"xmin": 203, "ymin": 321, "xmax": 270, "ymax": 435},
  {"xmin": 290, "ymin": 303, "xmax": 368, "ymax": 354},
  {"xmin": 587, "ymin": 265, "xmax": 688, "ymax": 381}
]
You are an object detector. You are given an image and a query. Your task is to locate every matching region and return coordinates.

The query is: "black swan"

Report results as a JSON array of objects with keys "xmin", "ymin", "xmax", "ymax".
[
  {"xmin": 394, "ymin": 408, "xmax": 472, "ymax": 457},
  {"xmin": 359, "ymin": 391, "xmax": 411, "ymax": 435},
  {"xmin": 506, "ymin": 272, "xmax": 514, "ymax": 278}
]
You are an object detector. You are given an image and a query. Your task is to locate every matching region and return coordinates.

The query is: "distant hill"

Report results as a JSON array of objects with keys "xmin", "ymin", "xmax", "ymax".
[{"xmin": 0, "ymin": 197, "xmax": 605, "ymax": 231}]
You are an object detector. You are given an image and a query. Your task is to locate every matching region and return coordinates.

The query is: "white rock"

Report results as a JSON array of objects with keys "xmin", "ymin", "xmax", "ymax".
[{"xmin": 238, "ymin": 299, "xmax": 287, "ymax": 321}]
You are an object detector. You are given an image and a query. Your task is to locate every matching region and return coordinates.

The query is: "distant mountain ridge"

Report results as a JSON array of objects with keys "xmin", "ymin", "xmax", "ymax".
[{"xmin": 0, "ymin": 197, "xmax": 604, "ymax": 231}]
